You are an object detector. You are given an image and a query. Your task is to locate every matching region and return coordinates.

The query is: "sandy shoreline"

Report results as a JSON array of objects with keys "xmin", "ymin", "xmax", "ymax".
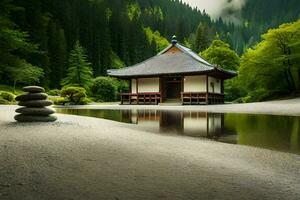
[
  {"xmin": 55, "ymin": 97, "xmax": 300, "ymax": 116},
  {"xmin": 0, "ymin": 105, "xmax": 300, "ymax": 200}
]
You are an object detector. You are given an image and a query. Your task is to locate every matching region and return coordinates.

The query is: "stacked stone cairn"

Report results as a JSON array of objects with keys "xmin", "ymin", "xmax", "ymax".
[{"xmin": 14, "ymin": 86, "xmax": 57, "ymax": 122}]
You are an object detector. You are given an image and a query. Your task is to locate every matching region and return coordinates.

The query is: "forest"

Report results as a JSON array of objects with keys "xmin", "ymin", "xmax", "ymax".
[{"xmin": 0, "ymin": 0, "xmax": 300, "ymax": 104}]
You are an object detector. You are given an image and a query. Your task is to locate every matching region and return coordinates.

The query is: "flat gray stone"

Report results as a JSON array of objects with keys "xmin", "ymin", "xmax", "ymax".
[
  {"xmin": 18, "ymin": 100, "xmax": 53, "ymax": 107},
  {"xmin": 16, "ymin": 107, "xmax": 55, "ymax": 116},
  {"xmin": 16, "ymin": 93, "xmax": 48, "ymax": 101},
  {"xmin": 23, "ymin": 86, "xmax": 45, "ymax": 93},
  {"xmin": 14, "ymin": 114, "xmax": 57, "ymax": 122}
]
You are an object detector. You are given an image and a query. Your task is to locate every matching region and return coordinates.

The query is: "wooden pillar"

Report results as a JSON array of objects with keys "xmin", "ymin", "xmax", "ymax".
[
  {"xmin": 128, "ymin": 79, "xmax": 131, "ymax": 105},
  {"xmin": 129, "ymin": 79, "xmax": 132, "ymax": 93},
  {"xmin": 181, "ymin": 76, "xmax": 184, "ymax": 104},
  {"xmin": 221, "ymin": 79, "xmax": 224, "ymax": 94},
  {"xmin": 206, "ymin": 75, "xmax": 209, "ymax": 105},
  {"xmin": 136, "ymin": 78, "xmax": 139, "ymax": 104},
  {"xmin": 221, "ymin": 79, "xmax": 224, "ymax": 104},
  {"xmin": 159, "ymin": 77, "xmax": 162, "ymax": 103},
  {"xmin": 206, "ymin": 112, "xmax": 209, "ymax": 136}
]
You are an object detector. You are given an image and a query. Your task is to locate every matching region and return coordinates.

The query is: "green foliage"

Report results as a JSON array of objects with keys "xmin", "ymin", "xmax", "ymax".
[
  {"xmin": 144, "ymin": 6, "xmax": 164, "ymax": 21},
  {"xmin": 50, "ymin": 97, "xmax": 66, "ymax": 105},
  {"xmin": 60, "ymin": 86, "xmax": 88, "ymax": 105},
  {"xmin": 110, "ymin": 52, "xmax": 125, "ymax": 69},
  {"xmin": 241, "ymin": 88, "xmax": 274, "ymax": 103},
  {"xmin": 90, "ymin": 77, "xmax": 119, "ymax": 102},
  {"xmin": 0, "ymin": 90, "xmax": 15, "ymax": 105},
  {"xmin": 61, "ymin": 41, "xmax": 94, "ymax": 90},
  {"xmin": 48, "ymin": 22, "xmax": 67, "ymax": 89},
  {"xmin": 8, "ymin": 63, "xmax": 44, "ymax": 92},
  {"xmin": 0, "ymin": 91, "xmax": 15, "ymax": 102},
  {"xmin": 192, "ymin": 23, "xmax": 214, "ymax": 53},
  {"xmin": 117, "ymin": 80, "xmax": 130, "ymax": 93},
  {"xmin": 224, "ymin": 79, "xmax": 246, "ymax": 102},
  {"xmin": 0, "ymin": 98, "xmax": 10, "ymax": 105},
  {"xmin": 239, "ymin": 19, "xmax": 300, "ymax": 101},
  {"xmin": 183, "ymin": 38, "xmax": 192, "ymax": 49},
  {"xmin": 0, "ymin": 0, "xmax": 43, "ymax": 89},
  {"xmin": 200, "ymin": 39, "xmax": 240, "ymax": 102},
  {"xmin": 144, "ymin": 27, "xmax": 169, "ymax": 52},
  {"xmin": 0, "ymin": 84, "xmax": 22, "ymax": 95},
  {"xmin": 127, "ymin": 3, "xmax": 141, "ymax": 20},
  {"xmin": 201, "ymin": 39, "xmax": 240, "ymax": 70},
  {"xmin": 48, "ymin": 89, "xmax": 61, "ymax": 96},
  {"xmin": 51, "ymin": 95, "xmax": 92, "ymax": 106}
]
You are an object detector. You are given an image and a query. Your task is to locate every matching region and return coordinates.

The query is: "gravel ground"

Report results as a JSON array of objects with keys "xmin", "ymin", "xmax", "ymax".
[
  {"xmin": 56, "ymin": 97, "xmax": 300, "ymax": 116},
  {"xmin": 0, "ymin": 105, "xmax": 300, "ymax": 200}
]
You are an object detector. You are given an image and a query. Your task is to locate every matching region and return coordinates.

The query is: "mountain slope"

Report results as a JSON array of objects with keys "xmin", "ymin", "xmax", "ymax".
[
  {"xmin": 3, "ymin": 0, "xmax": 300, "ymax": 89},
  {"xmin": 224, "ymin": 0, "xmax": 300, "ymax": 52}
]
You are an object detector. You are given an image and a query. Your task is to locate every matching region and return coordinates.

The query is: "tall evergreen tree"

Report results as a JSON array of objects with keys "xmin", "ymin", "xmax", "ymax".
[
  {"xmin": 193, "ymin": 23, "xmax": 213, "ymax": 53},
  {"xmin": 61, "ymin": 41, "xmax": 93, "ymax": 89},
  {"xmin": 48, "ymin": 22, "xmax": 68, "ymax": 88}
]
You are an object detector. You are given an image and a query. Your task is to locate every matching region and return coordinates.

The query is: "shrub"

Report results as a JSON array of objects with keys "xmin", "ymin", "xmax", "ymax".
[
  {"xmin": 50, "ymin": 97, "xmax": 66, "ymax": 105},
  {"xmin": 81, "ymin": 97, "xmax": 93, "ymax": 105},
  {"xmin": 48, "ymin": 89, "xmax": 61, "ymax": 96},
  {"xmin": 117, "ymin": 80, "xmax": 130, "ymax": 93},
  {"xmin": 61, "ymin": 86, "xmax": 87, "ymax": 105},
  {"xmin": 0, "ymin": 91, "xmax": 15, "ymax": 102},
  {"xmin": 90, "ymin": 77, "xmax": 118, "ymax": 102},
  {"xmin": 242, "ymin": 88, "xmax": 272, "ymax": 103},
  {"xmin": 0, "ymin": 98, "xmax": 10, "ymax": 105},
  {"xmin": 0, "ymin": 84, "xmax": 22, "ymax": 95}
]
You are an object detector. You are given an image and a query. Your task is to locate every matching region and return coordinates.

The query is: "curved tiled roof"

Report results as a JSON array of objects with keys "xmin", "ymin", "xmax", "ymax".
[{"xmin": 107, "ymin": 43, "xmax": 237, "ymax": 79}]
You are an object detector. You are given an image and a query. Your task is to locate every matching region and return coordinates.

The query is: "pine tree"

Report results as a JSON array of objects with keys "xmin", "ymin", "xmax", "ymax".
[
  {"xmin": 48, "ymin": 21, "xmax": 68, "ymax": 88},
  {"xmin": 61, "ymin": 41, "xmax": 93, "ymax": 89},
  {"xmin": 193, "ymin": 23, "xmax": 213, "ymax": 53}
]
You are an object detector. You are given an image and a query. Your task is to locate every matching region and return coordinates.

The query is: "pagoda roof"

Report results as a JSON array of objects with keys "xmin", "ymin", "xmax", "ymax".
[{"xmin": 107, "ymin": 41, "xmax": 237, "ymax": 79}]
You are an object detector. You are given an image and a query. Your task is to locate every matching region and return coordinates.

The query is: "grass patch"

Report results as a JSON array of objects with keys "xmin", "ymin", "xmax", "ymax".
[{"xmin": 0, "ymin": 84, "xmax": 23, "ymax": 95}]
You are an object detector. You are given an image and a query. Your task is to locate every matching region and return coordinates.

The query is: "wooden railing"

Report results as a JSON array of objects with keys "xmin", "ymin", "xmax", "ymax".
[
  {"xmin": 181, "ymin": 92, "xmax": 224, "ymax": 105},
  {"xmin": 121, "ymin": 92, "xmax": 224, "ymax": 105},
  {"xmin": 208, "ymin": 93, "xmax": 224, "ymax": 104},
  {"xmin": 121, "ymin": 92, "xmax": 162, "ymax": 105}
]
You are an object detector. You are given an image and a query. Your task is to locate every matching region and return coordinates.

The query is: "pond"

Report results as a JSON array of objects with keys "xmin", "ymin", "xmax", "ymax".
[{"xmin": 55, "ymin": 108, "xmax": 300, "ymax": 155}]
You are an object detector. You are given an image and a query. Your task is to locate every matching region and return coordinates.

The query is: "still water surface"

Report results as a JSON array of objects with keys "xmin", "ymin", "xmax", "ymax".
[{"xmin": 56, "ymin": 109, "xmax": 300, "ymax": 154}]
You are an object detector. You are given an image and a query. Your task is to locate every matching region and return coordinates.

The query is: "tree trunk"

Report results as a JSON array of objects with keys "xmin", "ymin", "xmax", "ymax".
[
  {"xmin": 286, "ymin": 47, "xmax": 296, "ymax": 93},
  {"xmin": 13, "ymin": 80, "xmax": 17, "ymax": 94},
  {"xmin": 287, "ymin": 66, "xmax": 296, "ymax": 92}
]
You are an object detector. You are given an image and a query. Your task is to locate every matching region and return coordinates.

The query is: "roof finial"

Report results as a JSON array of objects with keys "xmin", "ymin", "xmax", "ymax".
[{"xmin": 171, "ymin": 35, "xmax": 177, "ymax": 45}]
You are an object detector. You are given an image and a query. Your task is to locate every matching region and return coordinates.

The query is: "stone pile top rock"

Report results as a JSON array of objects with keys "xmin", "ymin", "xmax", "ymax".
[{"xmin": 23, "ymin": 86, "xmax": 45, "ymax": 93}]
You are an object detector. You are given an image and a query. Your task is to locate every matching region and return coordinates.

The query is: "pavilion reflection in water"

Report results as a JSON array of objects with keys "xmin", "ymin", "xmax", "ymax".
[
  {"xmin": 121, "ymin": 110, "xmax": 235, "ymax": 142},
  {"xmin": 55, "ymin": 108, "xmax": 300, "ymax": 154}
]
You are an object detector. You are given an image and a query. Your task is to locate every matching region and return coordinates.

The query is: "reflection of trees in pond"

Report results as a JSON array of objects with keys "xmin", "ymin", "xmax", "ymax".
[
  {"xmin": 56, "ymin": 109, "xmax": 132, "ymax": 123},
  {"xmin": 290, "ymin": 119, "xmax": 299, "ymax": 153},
  {"xmin": 55, "ymin": 109, "xmax": 300, "ymax": 154},
  {"xmin": 224, "ymin": 114, "xmax": 300, "ymax": 153}
]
